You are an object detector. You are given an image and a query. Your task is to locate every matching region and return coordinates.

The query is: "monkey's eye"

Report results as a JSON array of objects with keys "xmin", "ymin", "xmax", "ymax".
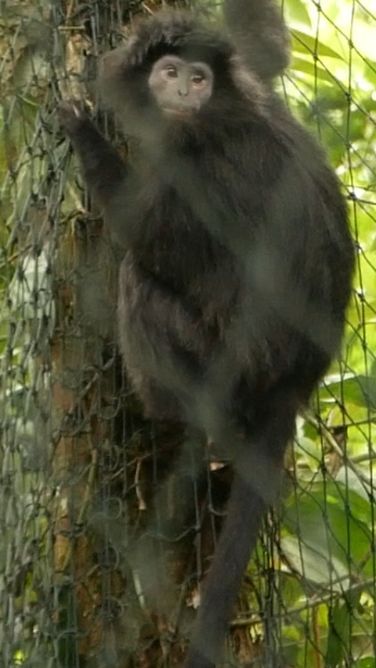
[
  {"xmin": 191, "ymin": 72, "xmax": 206, "ymax": 86},
  {"xmin": 165, "ymin": 65, "xmax": 178, "ymax": 78}
]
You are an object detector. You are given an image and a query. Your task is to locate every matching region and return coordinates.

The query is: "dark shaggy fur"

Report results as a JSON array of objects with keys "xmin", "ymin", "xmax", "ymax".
[{"xmin": 59, "ymin": 2, "xmax": 354, "ymax": 665}]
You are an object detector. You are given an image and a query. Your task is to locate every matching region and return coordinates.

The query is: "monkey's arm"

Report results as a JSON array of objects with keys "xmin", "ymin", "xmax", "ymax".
[
  {"xmin": 223, "ymin": 0, "xmax": 290, "ymax": 79},
  {"xmin": 58, "ymin": 102, "xmax": 126, "ymax": 208}
]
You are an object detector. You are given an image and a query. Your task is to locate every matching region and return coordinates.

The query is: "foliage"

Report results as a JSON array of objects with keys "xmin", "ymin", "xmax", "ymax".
[{"xmin": 272, "ymin": 0, "xmax": 376, "ymax": 664}]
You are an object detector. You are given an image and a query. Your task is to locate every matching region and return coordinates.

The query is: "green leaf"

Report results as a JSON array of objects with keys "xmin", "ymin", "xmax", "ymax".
[
  {"xmin": 285, "ymin": 0, "xmax": 312, "ymax": 27},
  {"xmin": 354, "ymin": 659, "xmax": 376, "ymax": 668},
  {"xmin": 280, "ymin": 535, "xmax": 350, "ymax": 588},
  {"xmin": 325, "ymin": 599, "xmax": 352, "ymax": 667},
  {"xmin": 282, "ymin": 480, "xmax": 374, "ymax": 583},
  {"xmin": 290, "ymin": 55, "xmax": 335, "ymax": 82},
  {"xmin": 319, "ymin": 373, "xmax": 376, "ymax": 410},
  {"xmin": 291, "ymin": 29, "xmax": 344, "ymax": 60}
]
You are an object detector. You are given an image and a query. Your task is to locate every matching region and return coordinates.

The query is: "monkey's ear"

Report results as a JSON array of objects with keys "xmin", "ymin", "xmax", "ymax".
[
  {"xmin": 96, "ymin": 27, "xmax": 154, "ymax": 111},
  {"xmin": 96, "ymin": 17, "xmax": 168, "ymax": 114},
  {"xmin": 123, "ymin": 35, "xmax": 147, "ymax": 67},
  {"xmin": 97, "ymin": 41, "xmax": 153, "ymax": 122},
  {"xmin": 97, "ymin": 47, "xmax": 129, "ymax": 112},
  {"xmin": 99, "ymin": 47, "xmax": 126, "ymax": 84}
]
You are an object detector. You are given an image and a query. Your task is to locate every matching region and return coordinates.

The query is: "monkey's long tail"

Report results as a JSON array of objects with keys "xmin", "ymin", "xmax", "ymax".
[{"xmin": 183, "ymin": 469, "xmax": 270, "ymax": 668}]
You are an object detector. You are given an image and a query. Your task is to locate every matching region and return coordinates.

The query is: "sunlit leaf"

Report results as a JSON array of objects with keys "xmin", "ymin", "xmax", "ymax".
[{"xmin": 291, "ymin": 29, "xmax": 344, "ymax": 60}]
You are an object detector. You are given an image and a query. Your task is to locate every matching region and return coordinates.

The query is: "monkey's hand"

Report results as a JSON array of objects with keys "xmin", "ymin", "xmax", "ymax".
[
  {"xmin": 58, "ymin": 100, "xmax": 91, "ymax": 138},
  {"xmin": 57, "ymin": 99, "xmax": 127, "ymax": 212}
]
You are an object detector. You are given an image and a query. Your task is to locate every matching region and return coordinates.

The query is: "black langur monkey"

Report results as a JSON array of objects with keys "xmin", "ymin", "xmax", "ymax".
[{"xmin": 59, "ymin": 0, "xmax": 354, "ymax": 665}]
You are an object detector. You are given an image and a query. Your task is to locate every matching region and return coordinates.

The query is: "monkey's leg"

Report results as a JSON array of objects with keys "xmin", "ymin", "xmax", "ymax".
[
  {"xmin": 58, "ymin": 101, "xmax": 126, "ymax": 207},
  {"xmin": 127, "ymin": 428, "xmax": 206, "ymax": 617},
  {"xmin": 118, "ymin": 259, "xmax": 214, "ymax": 420},
  {"xmin": 183, "ymin": 390, "xmax": 297, "ymax": 668}
]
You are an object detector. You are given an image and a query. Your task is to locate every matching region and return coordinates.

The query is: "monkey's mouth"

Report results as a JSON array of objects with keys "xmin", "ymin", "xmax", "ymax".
[{"xmin": 162, "ymin": 107, "xmax": 195, "ymax": 120}]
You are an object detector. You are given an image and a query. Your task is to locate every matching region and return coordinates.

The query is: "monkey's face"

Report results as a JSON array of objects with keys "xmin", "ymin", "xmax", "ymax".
[{"xmin": 148, "ymin": 55, "xmax": 214, "ymax": 120}]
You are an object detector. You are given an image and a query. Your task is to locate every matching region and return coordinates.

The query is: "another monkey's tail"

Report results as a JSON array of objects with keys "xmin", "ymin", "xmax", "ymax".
[{"xmin": 183, "ymin": 469, "xmax": 269, "ymax": 668}]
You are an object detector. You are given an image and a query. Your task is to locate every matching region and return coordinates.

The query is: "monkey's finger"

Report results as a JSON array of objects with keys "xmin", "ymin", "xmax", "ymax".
[{"xmin": 57, "ymin": 100, "xmax": 89, "ymax": 137}]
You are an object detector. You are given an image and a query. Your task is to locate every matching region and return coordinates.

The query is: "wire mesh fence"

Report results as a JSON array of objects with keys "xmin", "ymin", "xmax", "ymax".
[{"xmin": 0, "ymin": 0, "xmax": 375, "ymax": 667}]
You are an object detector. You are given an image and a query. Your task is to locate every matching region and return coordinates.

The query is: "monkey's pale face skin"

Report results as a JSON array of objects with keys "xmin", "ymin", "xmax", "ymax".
[{"xmin": 148, "ymin": 55, "xmax": 214, "ymax": 119}]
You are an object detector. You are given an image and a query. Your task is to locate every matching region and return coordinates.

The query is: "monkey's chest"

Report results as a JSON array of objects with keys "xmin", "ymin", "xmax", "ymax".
[
  {"xmin": 135, "ymin": 225, "xmax": 211, "ymax": 292},
  {"xmin": 132, "ymin": 193, "xmax": 232, "ymax": 294}
]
